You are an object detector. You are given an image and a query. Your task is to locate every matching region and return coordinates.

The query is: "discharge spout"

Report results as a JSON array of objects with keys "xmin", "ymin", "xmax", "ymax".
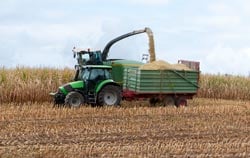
[
  {"xmin": 145, "ymin": 27, "xmax": 156, "ymax": 62},
  {"xmin": 102, "ymin": 27, "xmax": 156, "ymax": 62}
]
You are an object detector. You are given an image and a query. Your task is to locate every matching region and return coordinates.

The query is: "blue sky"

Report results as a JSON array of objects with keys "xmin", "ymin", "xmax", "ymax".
[{"xmin": 1, "ymin": 0, "xmax": 250, "ymax": 75}]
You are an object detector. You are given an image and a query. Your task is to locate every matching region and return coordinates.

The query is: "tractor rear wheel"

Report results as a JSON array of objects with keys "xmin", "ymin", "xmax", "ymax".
[
  {"xmin": 65, "ymin": 91, "xmax": 84, "ymax": 108},
  {"xmin": 97, "ymin": 85, "xmax": 121, "ymax": 106}
]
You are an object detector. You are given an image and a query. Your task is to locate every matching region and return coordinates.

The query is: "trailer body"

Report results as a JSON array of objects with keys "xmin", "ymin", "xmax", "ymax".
[{"xmin": 124, "ymin": 68, "xmax": 199, "ymax": 93}]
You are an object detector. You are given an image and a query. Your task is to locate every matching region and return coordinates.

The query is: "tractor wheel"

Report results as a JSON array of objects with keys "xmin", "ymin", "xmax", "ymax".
[
  {"xmin": 53, "ymin": 92, "xmax": 66, "ymax": 108},
  {"xmin": 175, "ymin": 97, "xmax": 187, "ymax": 107},
  {"xmin": 65, "ymin": 91, "xmax": 84, "ymax": 108},
  {"xmin": 97, "ymin": 85, "xmax": 122, "ymax": 106},
  {"xmin": 163, "ymin": 96, "xmax": 175, "ymax": 106}
]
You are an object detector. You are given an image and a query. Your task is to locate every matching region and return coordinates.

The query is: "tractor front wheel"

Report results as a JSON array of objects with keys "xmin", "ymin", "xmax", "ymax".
[
  {"xmin": 65, "ymin": 91, "xmax": 84, "ymax": 108},
  {"xmin": 97, "ymin": 85, "xmax": 122, "ymax": 106}
]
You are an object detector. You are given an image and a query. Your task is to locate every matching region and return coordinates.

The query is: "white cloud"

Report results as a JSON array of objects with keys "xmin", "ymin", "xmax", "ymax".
[
  {"xmin": 203, "ymin": 44, "xmax": 250, "ymax": 75},
  {"xmin": 193, "ymin": 15, "xmax": 241, "ymax": 29},
  {"xmin": 1, "ymin": 0, "xmax": 250, "ymax": 76},
  {"xmin": 12, "ymin": 46, "xmax": 68, "ymax": 68},
  {"xmin": 0, "ymin": 16, "xmax": 109, "ymax": 68},
  {"xmin": 208, "ymin": 2, "xmax": 234, "ymax": 15},
  {"xmin": 127, "ymin": 0, "xmax": 169, "ymax": 5}
]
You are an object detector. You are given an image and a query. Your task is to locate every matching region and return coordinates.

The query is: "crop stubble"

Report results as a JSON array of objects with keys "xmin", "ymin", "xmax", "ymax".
[{"xmin": 0, "ymin": 99, "xmax": 249, "ymax": 157}]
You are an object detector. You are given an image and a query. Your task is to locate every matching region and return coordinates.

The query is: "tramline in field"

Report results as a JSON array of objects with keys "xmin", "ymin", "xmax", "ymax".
[{"xmin": 50, "ymin": 27, "xmax": 200, "ymax": 107}]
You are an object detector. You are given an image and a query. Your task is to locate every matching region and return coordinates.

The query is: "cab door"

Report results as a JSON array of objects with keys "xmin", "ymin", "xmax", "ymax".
[{"xmin": 87, "ymin": 69, "xmax": 106, "ymax": 92}]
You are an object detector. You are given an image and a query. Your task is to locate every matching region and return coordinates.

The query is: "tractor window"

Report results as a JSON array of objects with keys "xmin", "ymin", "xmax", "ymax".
[
  {"xmin": 80, "ymin": 68, "xmax": 111, "ymax": 81},
  {"xmin": 81, "ymin": 69, "xmax": 90, "ymax": 80},
  {"xmin": 104, "ymin": 69, "xmax": 112, "ymax": 79},
  {"xmin": 89, "ymin": 68, "xmax": 111, "ymax": 81},
  {"xmin": 89, "ymin": 69, "xmax": 104, "ymax": 80}
]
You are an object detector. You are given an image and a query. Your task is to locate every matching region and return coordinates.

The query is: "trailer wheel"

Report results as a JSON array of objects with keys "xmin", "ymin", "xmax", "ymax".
[
  {"xmin": 65, "ymin": 91, "xmax": 84, "ymax": 108},
  {"xmin": 98, "ymin": 85, "xmax": 121, "ymax": 106},
  {"xmin": 149, "ymin": 97, "xmax": 160, "ymax": 106},
  {"xmin": 163, "ymin": 96, "xmax": 175, "ymax": 106},
  {"xmin": 175, "ymin": 97, "xmax": 187, "ymax": 107}
]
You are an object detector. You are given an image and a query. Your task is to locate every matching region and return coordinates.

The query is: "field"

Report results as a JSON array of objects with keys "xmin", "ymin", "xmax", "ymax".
[
  {"xmin": 0, "ymin": 68, "xmax": 250, "ymax": 157},
  {"xmin": 0, "ymin": 99, "xmax": 249, "ymax": 157}
]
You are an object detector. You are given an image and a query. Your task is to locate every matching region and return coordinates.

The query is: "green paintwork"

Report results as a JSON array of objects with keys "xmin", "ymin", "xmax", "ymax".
[
  {"xmin": 59, "ymin": 86, "xmax": 67, "ymax": 95},
  {"xmin": 70, "ymin": 81, "xmax": 84, "ymax": 89},
  {"xmin": 59, "ymin": 81, "xmax": 84, "ymax": 95},
  {"xmin": 104, "ymin": 59, "xmax": 143, "ymax": 85},
  {"xmin": 83, "ymin": 65, "xmax": 112, "ymax": 69},
  {"xmin": 95, "ymin": 79, "xmax": 114, "ymax": 93},
  {"xmin": 123, "ymin": 68, "xmax": 200, "ymax": 94}
]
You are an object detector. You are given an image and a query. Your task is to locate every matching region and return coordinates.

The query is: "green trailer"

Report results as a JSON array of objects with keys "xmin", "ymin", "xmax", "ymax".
[{"xmin": 122, "ymin": 67, "xmax": 200, "ymax": 106}]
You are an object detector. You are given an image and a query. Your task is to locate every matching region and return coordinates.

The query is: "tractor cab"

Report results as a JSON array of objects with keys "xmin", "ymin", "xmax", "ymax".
[
  {"xmin": 72, "ymin": 48, "xmax": 103, "ymax": 66},
  {"xmin": 86, "ymin": 66, "xmax": 111, "ymax": 93},
  {"xmin": 74, "ymin": 64, "xmax": 111, "ymax": 80},
  {"xmin": 75, "ymin": 65, "xmax": 112, "ymax": 92}
]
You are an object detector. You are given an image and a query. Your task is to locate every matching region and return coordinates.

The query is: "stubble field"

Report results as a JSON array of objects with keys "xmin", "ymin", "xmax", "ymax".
[{"xmin": 0, "ymin": 99, "xmax": 249, "ymax": 157}]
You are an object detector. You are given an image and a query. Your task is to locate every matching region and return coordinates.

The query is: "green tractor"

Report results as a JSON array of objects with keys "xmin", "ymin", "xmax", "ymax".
[
  {"xmin": 50, "ymin": 65, "xmax": 122, "ymax": 107},
  {"xmin": 50, "ymin": 27, "xmax": 154, "ymax": 107}
]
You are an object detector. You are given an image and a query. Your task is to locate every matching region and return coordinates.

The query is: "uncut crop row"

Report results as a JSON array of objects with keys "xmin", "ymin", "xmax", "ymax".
[
  {"xmin": 0, "ymin": 67, "xmax": 249, "ymax": 103},
  {"xmin": 0, "ymin": 67, "xmax": 74, "ymax": 103},
  {"xmin": 198, "ymin": 74, "xmax": 250, "ymax": 100}
]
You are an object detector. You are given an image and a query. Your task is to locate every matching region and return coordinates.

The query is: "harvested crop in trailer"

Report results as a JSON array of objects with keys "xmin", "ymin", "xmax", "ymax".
[
  {"xmin": 140, "ymin": 60, "xmax": 191, "ymax": 70},
  {"xmin": 140, "ymin": 60, "xmax": 172, "ymax": 70},
  {"xmin": 172, "ymin": 64, "xmax": 192, "ymax": 71}
]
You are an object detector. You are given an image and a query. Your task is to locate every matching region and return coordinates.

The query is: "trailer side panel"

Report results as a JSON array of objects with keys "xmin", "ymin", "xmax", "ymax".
[{"xmin": 123, "ymin": 68, "xmax": 199, "ymax": 94}]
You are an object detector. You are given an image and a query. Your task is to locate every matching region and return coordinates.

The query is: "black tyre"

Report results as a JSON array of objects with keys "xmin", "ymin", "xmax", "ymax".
[
  {"xmin": 65, "ymin": 91, "xmax": 84, "ymax": 108},
  {"xmin": 149, "ymin": 97, "xmax": 160, "ymax": 106},
  {"xmin": 53, "ymin": 92, "xmax": 65, "ymax": 107},
  {"xmin": 97, "ymin": 85, "xmax": 122, "ymax": 106},
  {"xmin": 163, "ymin": 96, "xmax": 175, "ymax": 106},
  {"xmin": 175, "ymin": 97, "xmax": 187, "ymax": 107}
]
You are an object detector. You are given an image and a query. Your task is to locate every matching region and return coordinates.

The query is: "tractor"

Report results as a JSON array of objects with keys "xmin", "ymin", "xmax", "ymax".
[{"xmin": 51, "ymin": 65, "xmax": 121, "ymax": 107}]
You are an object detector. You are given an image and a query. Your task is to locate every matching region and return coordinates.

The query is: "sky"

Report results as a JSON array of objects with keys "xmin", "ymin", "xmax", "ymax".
[{"xmin": 1, "ymin": 0, "xmax": 250, "ymax": 76}]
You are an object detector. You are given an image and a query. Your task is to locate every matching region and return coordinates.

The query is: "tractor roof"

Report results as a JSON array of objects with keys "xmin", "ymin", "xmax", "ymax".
[{"xmin": 81, "ymin": 65, "xmax": 112, "ymax": 69}]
